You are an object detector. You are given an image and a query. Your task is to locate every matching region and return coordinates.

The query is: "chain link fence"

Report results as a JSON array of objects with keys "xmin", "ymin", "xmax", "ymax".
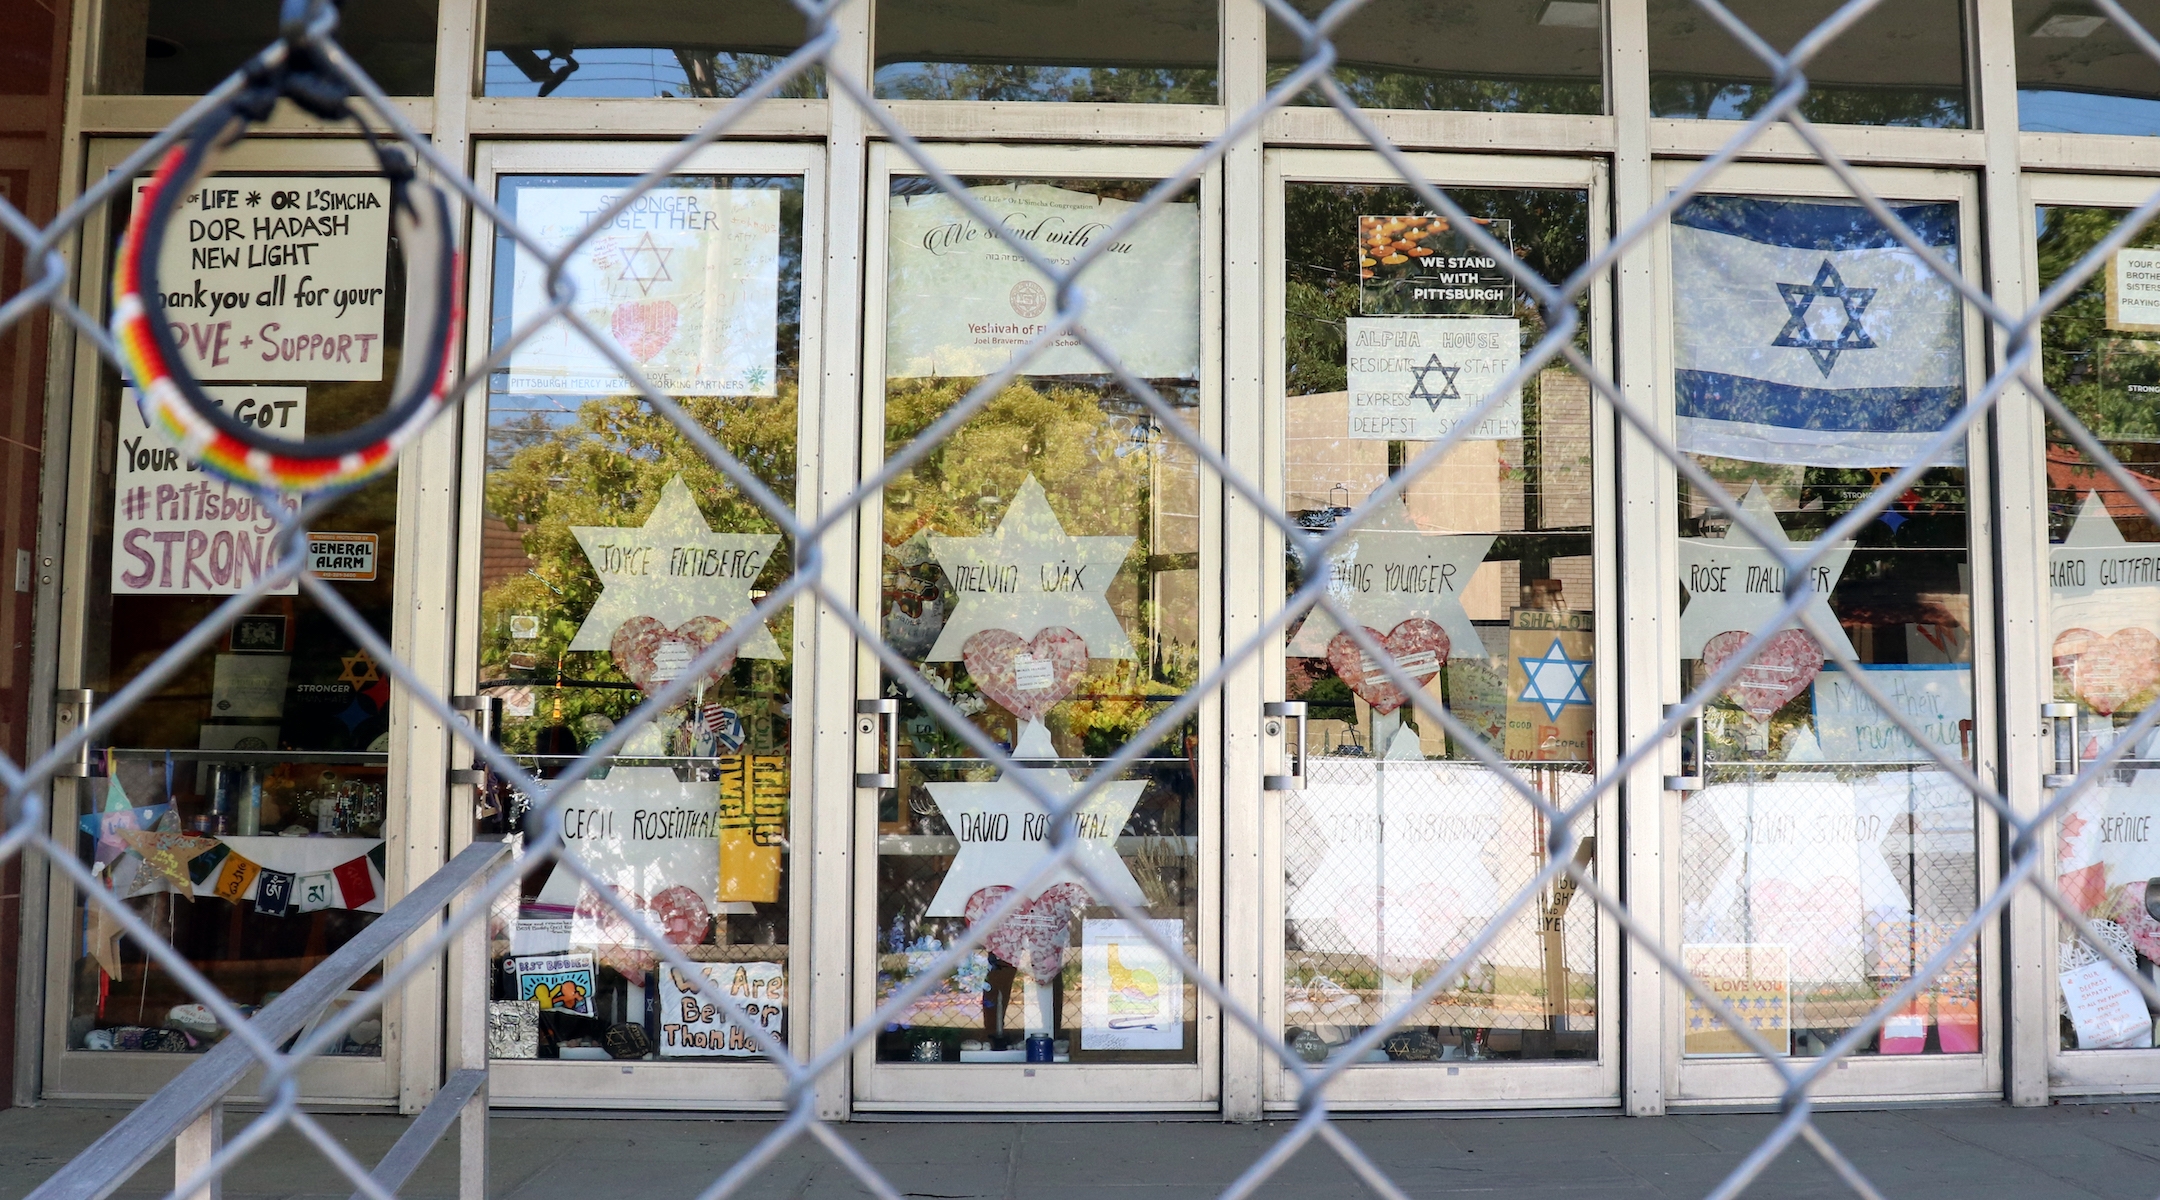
[{"xmin": 6, "ymin": 0, "xmax": 2160, "ymax": 1198}]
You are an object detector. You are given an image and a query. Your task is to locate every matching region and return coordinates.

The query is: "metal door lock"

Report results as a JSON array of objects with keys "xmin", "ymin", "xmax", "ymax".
[
  {"xmin": 856, "ymin": 698, "xmax": 899, "ymax": 789},
  {"xmin": 1264, "ymin": 701, "xmax": 1306, "ymax": 791},
  {"xmin": 1663, "ymin": 702, "xmax": 1703, "ymax": 793},
  {"xmin": 2044, "ymin": 700, "xmax": 2079, "ymax": 788}
]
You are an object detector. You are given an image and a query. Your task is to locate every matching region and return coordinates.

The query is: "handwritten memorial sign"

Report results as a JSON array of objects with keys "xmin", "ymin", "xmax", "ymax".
[
  {"xmin": 2052, "ymin": 491, "xmax": 2160, "ymax": 643},
  {"xmin": 1287, "ymin": 499, "xmax": 1492, "ymax": 667},
  {"xmin": 1810, "ymin": 665, "xmax": 1973, "ymax": 763},
  {"xmin": 885, "ymin": 183, "xmax": 1200, "ymax": 379},
  {"xmin": 1079, "ymin": 918, "xmax": 1184, "ymax": 1051},
  {"xmin": 922, "ymin": 766, "xmax": 1145, "ymax": 916},
  {"xmin": 2062, "ymin": 960, "xmax": 2154, "ymax": 1049},
  {"xmin": 1679, "ymin": 484, "xmax": 1856, "ymax": 660},
  {"xmin": 566, "ymin": 474, "xmax": 783, "ymax": 660},
  {"xmin": 925, "ymin": 474, "xmax": 1135, "ymax": 661},
  {"xmin": 528, "ymin": 766, "xmax": 721, "ymax": 946},
  {"xmin": 658, "ymin": 961, "xmax": 785, "ymax": 1057},
  {"xmin": 1344, "ymin": 316, "xmax": 1521, "ymax": 441},
  {"xmin": 133, "ymin": 176, "xmax": 391, "ymax": 382},
  {"xmin": 507, "ymin": 185, "xmax": 780, "ymax": 395},
  {"xmin": 112, "ymin": 387, "xmax": 303, "ymax": 596}
]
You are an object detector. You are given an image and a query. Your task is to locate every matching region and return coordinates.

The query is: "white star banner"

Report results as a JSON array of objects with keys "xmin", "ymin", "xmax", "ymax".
[
  {"xmin": 1678, "ymin": 485, "xmax": 1856, "ymax": 661},
  {"xmin": 1671, "ymin": 195, "xmax": 1965, "ymax": 468},
  {"xmin": 926, "ymin": 475, "xmax": 1136, "ymax": 661},
  {"xmin": 923, "ymin": 766, "xmax": 1147, "ymax": 916},
  {"xmin": 2052, "ymin": 490, "xmax": 2160, "ymax": 641},
  {"xmin": 1288, "ymin": 499, "xmax": 1493, "ymax": 665},
  {"xmin": 567, "ymin": 474, "xmax": 783, "ymax": 663},
  {"xmin": 1342, "ymin": 316, "xmax": 1521, "ymax": 441},
  {"xmin": 505, "ymin": 184, "xmax": 781, "ymax": 396}
]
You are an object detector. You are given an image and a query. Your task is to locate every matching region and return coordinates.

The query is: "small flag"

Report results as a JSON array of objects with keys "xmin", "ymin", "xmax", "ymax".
[
  {"xmin": 294, "ymin": 871, "xmax": 336, "ymax": 913},
  {"xmin": 254, "ymin": 868, "xmax": 295, "ymax": 916},
  {"xmin": 212, "ymin": 852, "xmax": 260, "ymax": 904},
  {"xmin": 187, "ymin": 842, "xmax": 230, "ymax": 888},
  {"xmin": 332, "ymin": 856, "xmax": 376, "ymax": 909}
]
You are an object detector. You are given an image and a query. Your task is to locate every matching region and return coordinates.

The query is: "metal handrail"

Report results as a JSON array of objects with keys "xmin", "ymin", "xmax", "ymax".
[{"xmin": 28, "ymin": 838, "xmax": 512, "ymax": 1200}]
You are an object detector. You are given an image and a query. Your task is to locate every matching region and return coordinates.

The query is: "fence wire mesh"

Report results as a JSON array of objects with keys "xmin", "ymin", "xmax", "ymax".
[{"xmin": 7, "ymin": 0, "xmax": 2160, "ymax": 1197}]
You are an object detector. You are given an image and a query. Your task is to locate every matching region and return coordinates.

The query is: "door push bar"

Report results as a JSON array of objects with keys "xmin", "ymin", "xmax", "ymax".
[
  {"xmin": 1264, "ymin": 701, "xmax": 1306, "ymax": 791},
  {"xmin": 856, "ymin": 698, "xmax": 899, "ymax": 789},
  {"xmin": 447, "ymin": 694, "xmax": 499, "ymax": 787},
  {"xmin": 1663, "ymin": 702, "xmax": 1704, "ymax": 793},
  {"xmin": 55, "ymin": 688, "xmax": 95, "ymax": 778}
]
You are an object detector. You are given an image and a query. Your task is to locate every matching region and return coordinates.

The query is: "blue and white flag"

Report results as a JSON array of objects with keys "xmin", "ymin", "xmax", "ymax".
[{"xmin": 1672, "ymin": 197, "xmax": 1966, "ymax": 467}]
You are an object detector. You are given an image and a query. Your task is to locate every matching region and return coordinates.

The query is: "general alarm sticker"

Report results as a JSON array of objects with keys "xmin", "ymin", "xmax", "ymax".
[{"xmin": 306, "ymin": 533, "xmax": 377, "ymax": 581}]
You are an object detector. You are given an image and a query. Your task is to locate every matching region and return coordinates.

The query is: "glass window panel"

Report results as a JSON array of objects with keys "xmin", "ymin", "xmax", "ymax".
[
  {"xmin": 480, "ymin": 174, "xmax": 804, "ymax": 1061},
  {"xmin": 481, "ymin": 0, "xmax": 824, "ymax": 99},
  {"xmin": 873, "ymin": 0, "xmax": 1217, "ymax": 103},
  {"xmin": 95, "ymin": 0, "xmax": 438, "ymax": 95},
  {"xmin": 2017, "ymin": 1, "xmax": 2160, "ymax": 136},
  {"xmin": 1279, "ymin": 183, "xmax": 1599, "ymax": 1065},
  {"xmin": 874, "ymin": 177, "xmax": 1203, "ymax": 1065},
  {"xmin": 1647, "ymin": 0, "xmax": 1968, "ymax": 128},
  {"xmin": 1265, "ymin": 0, "xmax": 1603, "ymax": 115},
  {"xmin": 1670, "ymin": 194, "xmax": 1979, "ymax": 1058},
  {"xmin": 73, "ymin": 173, "xmax": 416, "ymax": 1055},
  {"xmin": 2036, "ymin": 203, "xmax": 2160, "ymax": 1054}
]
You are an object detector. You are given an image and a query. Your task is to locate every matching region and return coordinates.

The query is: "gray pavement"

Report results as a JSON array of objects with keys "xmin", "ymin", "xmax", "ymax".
[{"xmin": 0, "ymin": 1101, "xmax": 2154, "ymax": 1199}]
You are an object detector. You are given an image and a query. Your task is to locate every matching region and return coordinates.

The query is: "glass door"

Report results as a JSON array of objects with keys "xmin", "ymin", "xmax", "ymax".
[
  {"xmin": 43, "ymin": 139, "xmax": 426, "ymax": 1103},
  {"xmin": 2023, "ymin": 172, "xmax": 2160, "ymax": 1096},
  {"xmin": 1655, "ymin": 162, "xmax": 2001, "ymax": 1104},
  {"xmin": 1258, "ymin": 150, "xmax": 1620, "ymax": 1110},
  {"xmin": 455, "ymin": 141, "xmax": 825, "ymax": 1108},
  {"xmin": 852, "ymin": 143, "xmax": 1220, "ymax": 1111}
]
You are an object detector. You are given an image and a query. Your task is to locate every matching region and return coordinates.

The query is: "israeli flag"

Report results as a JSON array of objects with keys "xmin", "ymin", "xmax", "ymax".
[{"xmin": 1672, "ymin": 196, "xmax": 1966, "ymax": 468}]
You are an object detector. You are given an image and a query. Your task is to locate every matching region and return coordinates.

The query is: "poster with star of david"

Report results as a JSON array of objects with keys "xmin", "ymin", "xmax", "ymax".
[
  {"xmin": 1670, "ymin": 195, "xmax": 1966, "ymax": 468},
  {"xmin": 505, "ymin": 184, "xmax": 781, "ymax": 396},
  {"xmin": 1344, "ymin": 316, "xmax": 1521, "ymax": 441}
]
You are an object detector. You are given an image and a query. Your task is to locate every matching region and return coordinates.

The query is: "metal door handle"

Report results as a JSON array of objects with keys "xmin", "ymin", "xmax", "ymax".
[
  {"xmin": 857, "ymin": 698, "xmax": 899, "ymax": 789},
  {"xmin": 448, "ymin": 694, "xmax": 497, "ymax": 787},
  {"xmin": 1264, "ymin": 701, "xmax": 1306, "ymax": 791},
  {"xmin": 55, "ymin": 689, "xmax": 94, "ymax": 778},
  {"xmin": 1663, "ymin": 702, "xmax": 1703, "ymax": 792},
  {"xmin": 2044, "ymin": 700, "xmax": 2078, "ymax": 788}
]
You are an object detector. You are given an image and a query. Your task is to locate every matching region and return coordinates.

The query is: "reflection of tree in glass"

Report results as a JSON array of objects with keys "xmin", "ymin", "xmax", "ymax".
[
  {"xmin": 875, "ymin": 63, "xmax": 1217, "ymax": 104},
  {"xmin": 479, "ymin": 391, "xmax": 798, "ymax": 752},
  {"xmin": 2039, "ymin": 206, "xmax": 2160, "ymax": 442}
]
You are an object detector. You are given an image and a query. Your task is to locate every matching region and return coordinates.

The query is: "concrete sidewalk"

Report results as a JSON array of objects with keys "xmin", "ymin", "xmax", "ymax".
[{"xmin": 0, "ymin": 1101, "xmax": 2155, "ymax": 1200}]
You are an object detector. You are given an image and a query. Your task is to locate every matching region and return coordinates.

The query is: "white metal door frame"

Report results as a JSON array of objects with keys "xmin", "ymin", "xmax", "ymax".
[
  {"xmin": 451, "ymin": 139, "xmax": 829, "ymax": 1110},
  {"xmin": 1649, "ymin": 159, "xmax": 2005, "ymax": 1105},
  {"xmin": 850, "ymin": 140, "xmax": 1225, "ymax": 1112},
  {"xmin": 1255, "ymin": 147, "xmax": 1622, "ymax": 1110}
]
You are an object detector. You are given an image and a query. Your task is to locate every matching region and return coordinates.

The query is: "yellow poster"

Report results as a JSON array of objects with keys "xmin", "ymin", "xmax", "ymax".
[
  {"xmin": 719, "ymin": 755, "xmax": 788, "ymax": 903},
  {"xmin": 1505, "ymin": 606, "xmax": 1593, "ymax": 762},
  {"xmin": 1682, "ymin": 943, "xmax": 1791, "ymax": 1057}
]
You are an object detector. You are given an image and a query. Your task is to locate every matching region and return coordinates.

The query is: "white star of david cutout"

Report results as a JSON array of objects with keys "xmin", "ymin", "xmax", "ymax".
[
  {"xmin": 923, "ymin": 766, "xmax": 1148, "ymax": 916},
  {"xmin": 1516, "ymin": 637, "xmax": 1593, "ymax": 719},
  {"xmin": 1678, "ymin": 484, "xmax": 1856, "ymax": 660},
  {"xmin": 1287, "ymin": 499, "xmax": 1495, "ymax": 659},
  {"xmin": 2051, "ymin": 490, "xmax": 2160, "ymax": 640},
  {"xmin": 567, "ymin": 474, "xmax": 784, "ymax": 658},
  {"xmin": 926, "ymin": 474, "xmax": 1136, "ymax": 661}
]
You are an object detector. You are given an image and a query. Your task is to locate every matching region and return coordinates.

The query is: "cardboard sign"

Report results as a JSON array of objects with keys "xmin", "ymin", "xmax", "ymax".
[
  {"xmin": 658, "ymin": 961, "xmax": 785, "ymax": 1057},
  {"xmin": 1810, "ymin": 665, "xmax": 1973, "ymax": 763},
  {"xmin": 133, "ymin": 176, "xmax": 392, "ymax": 381},
  {"xmin": 1344, "ymin": 316, "xmax": 1522, "ymax": 441},
  {"xmin": 306, "ymin": 533, "xmax": 377, "ymax": 581},
  {"xmin": 112, "ymin": 387, "xmax": 304, "ymax": 596},
  {"xmin": 1506, "ymin": 607, "xmax": 1593, "ymax": 761},
  {"xmin": 1682, "ymin": 943, "xmax": 1791, "ymax": 1057}
]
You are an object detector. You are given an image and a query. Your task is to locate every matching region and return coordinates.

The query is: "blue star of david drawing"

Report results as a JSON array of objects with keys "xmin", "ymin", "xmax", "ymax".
[
  {"xmin": 1407, "ymin": 354, "xmax": 1461, "ymax": 412},
  {"xmin": 1772, "ymin": 260, "xmax": 1876, "ymax": 377},
  {"xmin": 1516, "ymin": 638, "xmax": 1592, "ymax": 720}
]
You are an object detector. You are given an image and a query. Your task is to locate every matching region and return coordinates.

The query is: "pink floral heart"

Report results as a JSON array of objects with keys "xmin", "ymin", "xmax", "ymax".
[
  {"xmin": 2062, "ymin": 627, "xmax": 2160, "ymax": 716},
  {"xmin": 961, "ymin": 627, "xmax": 1089, "ymax": 722},
  {"xmin": 1700, "ymin": 628, "xmax": 1822, "ymax": 718},
  {"xmin": 609, "ymin": 615, "xmax": 734, "ymax": 697},
  {"xmin": 1324, "ymin": 618, "xmax": 1450, "ymax": 715},
  {"xmin": 965, "ymin": 883, "xmax": 1091, "ymax": 981},
  {"xmin": 612, "ymin": 299, "xmax": 679, "ymax": 361}
]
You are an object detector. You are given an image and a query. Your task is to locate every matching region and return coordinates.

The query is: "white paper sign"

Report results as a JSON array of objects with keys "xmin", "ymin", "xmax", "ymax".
[
  {"xmin": 506, "ymin": 186, "xmax": 781, "ymax": 395},
  {"xmin": 1344, "ymin": 316, "xmax": 1521, "ymax": 440},
  {"xmin": 2112, "ymin": 247, "xmax": 2160, "ymax": 333},
  {"xmin": 1079, "ymin": 919, "xmax": 1184, "ymax": 1051},
  {"xmin": 2062, "ymin": 960, "xmax": 2155, "ymax": 1049},
  {"xmin": 1284, "ymin": 499, "xmax": 1493, "ymax": 661},
  {"xmin": 1679, "ymin": 485, "xmax": 1857, "ymax": 660},
  {"xmin": 210, "ymin": 654, "xmax": 289, "ymax": 720},
  {"xmin": 2051, "ymin": 491, "xmax": 2160, "ymax": 641},
  {"xmin": 922, "ymin": 765, "xmax": 1147, "ymax": 916},
  {"xmin": 133, "ymin": 176, "xmax": 391, "ymax": 381},
  {"xmin": 112, "ymin": 387, "xmax": 303, "ymax": 596},
  {"xmin": 658, "ymin": 961, "xmax": 785, "ymax": 1057},
  {"xmin": 1810, "ymin": 665, "xmax": 1973, "ymax": 762},
  {"xmin": 540, "ymin": 766, "xmax": 720, "ymax": 927},
  {"xmin": 2056, "ymin": 772, "xmax": 2160, "ymax": 899},
  {"xmin": 884, "ymin": 184, "xmax": 1200, "ymax": 379}
]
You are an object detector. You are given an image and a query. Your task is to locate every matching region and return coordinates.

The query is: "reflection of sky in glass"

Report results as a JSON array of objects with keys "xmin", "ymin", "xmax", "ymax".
[{"xmin": 2019, "ymin": 89, "xmax": 2160, "ymax": 137}]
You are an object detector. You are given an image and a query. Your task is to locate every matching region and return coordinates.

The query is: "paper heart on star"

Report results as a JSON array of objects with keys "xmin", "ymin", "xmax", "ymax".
[
  {"xmin": 611, "ymin": 299, "xmax": 679, "ymax": 361},
  {"xmin": 966, "ymin": 882, "xmax": 1091, "ymax": 981},
  {"xmin": 962, "ymin": 627, "xmax": 1089, "ymax": 722},
  {"xmin": 2059, "ymin": 626, "xmax": 2160, "ymax": 715},
  {"xmin": 1701, "ymin": 628, "xmax": 1823, "ymax": 719},
  {"xmin": 1324, "ymin": 618, "xmax": 1450, "ymax": 716},
  {"xmin": 610, "ymin": 615, "xmax": 735, "ymax": 697}
]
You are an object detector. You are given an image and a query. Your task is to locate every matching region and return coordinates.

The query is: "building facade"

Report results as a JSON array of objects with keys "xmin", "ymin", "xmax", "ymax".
[{"xmin": 15, "ymin": 0, "xmax": 2160, "ymax": 1118}]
